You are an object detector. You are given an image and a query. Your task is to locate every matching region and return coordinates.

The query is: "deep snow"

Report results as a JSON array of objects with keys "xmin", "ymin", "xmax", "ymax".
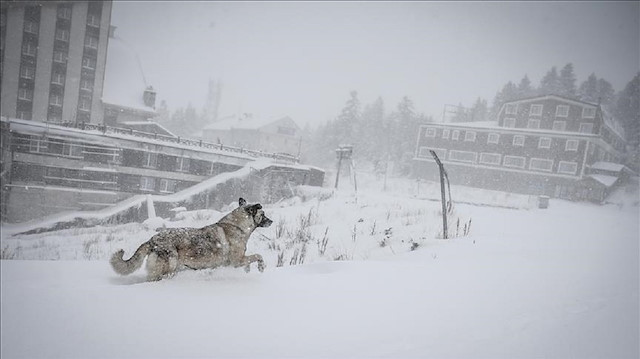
[{"xmin": 1, "ymin": 174, "xmax": 639, "ymax": 358}]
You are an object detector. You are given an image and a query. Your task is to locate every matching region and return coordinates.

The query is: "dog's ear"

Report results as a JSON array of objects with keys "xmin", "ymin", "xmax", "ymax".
[{"xmin": 239, "ymin": 198, "xmax": 247, "ymax": 207}]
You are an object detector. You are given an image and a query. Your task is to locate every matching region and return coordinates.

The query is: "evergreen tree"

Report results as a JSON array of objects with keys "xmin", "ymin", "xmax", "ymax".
[
  {"xmin": 336, "ymin": 91, "xmax": 360, "ymax": 144},
  {"xmin": 578, "ymin": 73, "xmax": 599, "ymax": 103},
  {"xmin": 559, "ymin": 63, "xmax": 577, "ymax": 98},
  {"xmin": 389, "ymin": 96, "xmax": 418, "ymax": 163},
  {"xmin": 539, "ymin": 66, "xmax": 561, "ymax": 95},
  {"xmin": 358, "ymin": 97, "xmax": 386, "ymax": 161},
  {"xmin": 517, "ymin": 75, "xmax": 535, "ymax": 98},
  {"xmin": 469, "ymin": 97, "xmax": 488, "ymax": 122},
  {"xmin": 596, "ymin": 78, "xmax": 615, "ymax": 107},
  {"xmin": 615, "ymin": 73, "xmax": 640, "ymax": 149}
]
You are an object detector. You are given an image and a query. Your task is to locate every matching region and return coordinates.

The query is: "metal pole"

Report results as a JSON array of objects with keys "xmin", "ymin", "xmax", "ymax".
[
  {"xmin": 439, "ymin": 166, "xmax": 448, "ymax": 239},
  {"xmin": 334, "ymin": 152, "xmax": 343, "ymax": 189},
  {"xmin": 430, "ymin": 150, "xmax": 448, "ymax": 239}
]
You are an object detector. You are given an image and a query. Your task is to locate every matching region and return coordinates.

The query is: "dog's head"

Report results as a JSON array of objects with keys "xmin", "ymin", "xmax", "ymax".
[{"xmin": 238, "ymin": 198, "xmax": 273, "ymax": 228}]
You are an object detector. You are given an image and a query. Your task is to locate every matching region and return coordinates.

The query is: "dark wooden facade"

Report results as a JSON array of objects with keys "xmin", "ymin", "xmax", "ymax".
[{"xmin": 414, "ymin": 95, "xmax": 630, "ymax": 202}]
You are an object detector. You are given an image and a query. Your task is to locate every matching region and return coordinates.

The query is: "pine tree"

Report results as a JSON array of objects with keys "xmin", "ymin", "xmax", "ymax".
[
  {"xmin": 615, "ymin": 73, "xmax": 640, "ymax": 149},
  {"xmin": 596, "ymin": 78, "xmax": 615, "ymax": 107},
  {"xmin": 469, "ymin": 98, "xmax": 488, "ymax": 122},
  {"xmin": 539, "ymin": 66, "xmax": 561, "ymax": 95},
  {"xmin": 358, "ymin": 97, "xmax": 386, "ymax": 162},
  {"xmin": 559, "ymin": 63, "xmax": 577, "ymax": 98},
  {"xmin": 517, "ymin": 75, "xmax": 535, "ymax": 98},
  {"xmin": 336, "ymin": 91, "xmax": 360, "ymax": 145},
  {"xmin": 578, "ymin": 73, "xmax": 599, "ymax": 103}
]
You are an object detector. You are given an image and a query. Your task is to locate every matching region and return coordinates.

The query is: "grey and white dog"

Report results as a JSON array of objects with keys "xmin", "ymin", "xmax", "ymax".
[{"xmin": 110, "ymin": 198, "xmax": 272, "ymax": 281}]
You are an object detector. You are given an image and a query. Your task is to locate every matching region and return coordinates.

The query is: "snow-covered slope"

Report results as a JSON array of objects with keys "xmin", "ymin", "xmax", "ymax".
[{"xmin": 1, "ymin": 175, "xmax": 638, "ymax": 358}]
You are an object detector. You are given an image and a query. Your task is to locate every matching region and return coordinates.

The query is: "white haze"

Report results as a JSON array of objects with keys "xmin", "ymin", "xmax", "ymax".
[{"xmin": 110, "ymin": 1, "xmax": 640, "ymax": 126}]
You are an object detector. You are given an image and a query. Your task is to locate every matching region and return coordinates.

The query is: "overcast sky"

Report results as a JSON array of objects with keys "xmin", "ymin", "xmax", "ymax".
[{"xmin": 110, "ymin": 1, "xmax": 639, "ymax": 127}]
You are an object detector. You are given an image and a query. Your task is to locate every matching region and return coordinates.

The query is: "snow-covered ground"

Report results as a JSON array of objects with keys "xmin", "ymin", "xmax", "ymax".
[{"xmin": 1, "ymin": 174, "xmax": 639, "ymax": 358}]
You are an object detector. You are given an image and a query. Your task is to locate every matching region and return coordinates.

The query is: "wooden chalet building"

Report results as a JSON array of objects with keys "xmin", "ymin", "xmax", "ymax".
[{"xmin": 413, "ymin": 94, "xmax": 633, "ymax": 202}]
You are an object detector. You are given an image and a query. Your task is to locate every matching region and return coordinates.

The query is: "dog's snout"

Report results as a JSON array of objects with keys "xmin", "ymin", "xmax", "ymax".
[{"xmin": 260, "ymin": 217, "xmax": 273, "ymax": 228}]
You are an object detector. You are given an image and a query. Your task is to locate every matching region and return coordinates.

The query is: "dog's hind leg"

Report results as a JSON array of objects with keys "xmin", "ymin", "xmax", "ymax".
[{"xmin": 146, "ymin": 250, "xmax": 179, "ymax": 281}]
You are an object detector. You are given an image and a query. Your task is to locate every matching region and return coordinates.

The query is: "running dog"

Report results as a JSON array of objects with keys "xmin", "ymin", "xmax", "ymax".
[{"xmin": 110, "ymin": 198, "xmax": 272, "ymax": 281}]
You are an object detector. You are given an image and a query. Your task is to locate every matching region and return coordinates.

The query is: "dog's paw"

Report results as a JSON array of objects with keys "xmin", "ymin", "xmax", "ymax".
[{"xmin": 258, "ymin": 261, "xmax": 266, "ymax": 273}]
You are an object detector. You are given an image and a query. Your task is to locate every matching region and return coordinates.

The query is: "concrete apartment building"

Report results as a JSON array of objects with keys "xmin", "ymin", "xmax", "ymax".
[{"xmin": 1, "ymin": 1, "xmax": 112, "ymax": 124}]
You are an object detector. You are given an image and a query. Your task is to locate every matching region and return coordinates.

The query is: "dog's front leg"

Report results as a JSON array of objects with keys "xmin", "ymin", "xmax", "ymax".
[{"xmin": 234, "ymin": 254, "xmax": 265, "ymax": 273}]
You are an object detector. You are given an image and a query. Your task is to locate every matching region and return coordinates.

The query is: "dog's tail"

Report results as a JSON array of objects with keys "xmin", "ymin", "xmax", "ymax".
[{"xmin": 110, "ymin": 241, "xmax": 152, "ymax": 276}]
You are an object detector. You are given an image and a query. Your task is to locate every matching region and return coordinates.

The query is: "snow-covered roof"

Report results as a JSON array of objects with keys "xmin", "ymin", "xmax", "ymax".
[
  {"xmin": 102, "ymin": 35, "xmax": 156, "ymax": 115},
  {"xmin": 590, "ymin": 162, "xmax": 626, "ymax": 173},
  {"xmin": 119, "ymin": 121, "xmax": 176, "ymax": 137},
  {"xmin": 588, "ymin": 174, "xmax": 618, "ymax": 188}
]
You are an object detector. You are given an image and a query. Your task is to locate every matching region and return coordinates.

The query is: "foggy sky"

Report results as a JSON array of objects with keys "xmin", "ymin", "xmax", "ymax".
[{"xmin": 110, "ymin": 1, "xmax": 639, "ymax": 126}]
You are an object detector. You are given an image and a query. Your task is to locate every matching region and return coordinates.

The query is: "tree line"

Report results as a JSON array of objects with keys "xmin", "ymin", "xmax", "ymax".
[{"xmin": 302, "ymin": 64, "xmax": 638, "ymax": 170}]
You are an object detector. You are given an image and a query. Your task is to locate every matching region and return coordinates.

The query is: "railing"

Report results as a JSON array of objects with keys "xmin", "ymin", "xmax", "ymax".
[{"xmin": 28, "ymin": 120, "xmax": 300, "ymax": 164}]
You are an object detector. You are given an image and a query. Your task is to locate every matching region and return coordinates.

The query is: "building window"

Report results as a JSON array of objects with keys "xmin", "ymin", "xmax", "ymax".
[
  {"xmin": 529, "ymin": 158, "xmax": 553, "ymax": 172},
  {"xmin": 552, "ymin": 121, "xmax": 566, "ymax": 131},
  {"xmin": 87, "ymin": 13, "xmax": 100, "ymax": 27},
  {"xmin": 20, "ymin": 65, "xmax": 35, "ymax": 80},
  {"xmin": 527, "ymin": 119, "xmax": 540, "ymax": 129},
  {"xmin": 579, "ymin": 123, "xmax": 594, "ymax": 134},
  {"xmin": 503, "ymin": 155, "xmax": 526, "ymax": 169},
  {"xmin": 49, "ymin": 94, "xmax": 63, "ymax": 106},
  {"xmin": 452, "ymin": 130, "xmax": 460, "ymax": 140},
  {"xmin": 18, "ymin": 88, "xmax": 34, "ymax": 101},
  {"xmin": 80, "ymin": 78, "xmax": 93, "ymax": 92},
  {"xmin": 504, "ymin": 118, "xmax": 516, "ymax": 128},
  {"xmin": 140, "ymin": 177, "xmax": 155, "ymax": 191},
  {"xmin": 582, "ymin": 107, "xmax": 596, "ymax": 119},
  {"xmin": 53, "ymin": 51, "xmax": 68, "ymax": 63},
  {"xmin": 55, "ymin": 28, "xmax": 70, "ymax": 42},
  {"xmin": 84, "ymin": 35, "xmax": 99, "ymax": 49},
  {"xmin": 442, "ymin": 129, "xmax": 450, "ymax": 139},
  {"xmin": 487, "ymin": 133, "xmax": 500, "ymax": 144},
  {"xmin": 425, "ymin": 128, "xmax": 436, "ymax": 137},
  {"xmin": 558, "ymin": 161, "xmax": 578, "ymax": 175},
  {"xmin": 22, "ymin": 41, "xmax": 37, "ymax": 56},
  {"xmin": 63, "ymin": 143, "xmax": 83, "ymax": 158},
  {"xmin": 538, "ymin": 137, "xmax": 552, "ymax": 149},
  {"xmin": 479, "ymin": 153, "xmax": 501, "ymax": 165},
  {"xmin": 82, "ymin": 57, "xmax": 96, "ymax": 69},
  {"xmin": 78, "ymin": 96, "xmax": 92, "ymax": 111},
  {"xmin": 565, "ymin": 139, "xmax": 579, "ymax": 151},
  {"xmin": 143, "ymin": 152, "xmax": 157, "ymax": 168},
  {"xmin": 555, "ymin": 105, "xmax": 569, "ymax": 117},
  {"xmin": 23, "ymin": 20, "xmax": 38, "ymax": 34},
  {"xmin": 176, "ymin": 157, "xmax": 191, "ymax": 172},
  {"xmin": 57, "ymin": 6, "xmax": 72, "ymax": 20},
  {"xmin": 530, "ymin": 104, "xmax": 543, "ymax": 116},
  {"xmin": 159, "ymin": 179, "xmax": 176, "ymax": 193},
  {"xmin": 51, "ymin": 72, "xmax": 65, "ymax": 85},
  {"xmin": 17, "ymin": 111, "xmax": 32, "ymax": 120},
  {"xmin": 505, "ymin": 103, "xmax": 517, "ymax": 115},
  {"xmin": 449, "ymin": 150, "xmax": 477, "ymax": 164},
  {"xmin": 464, "ymin": 131, "xmax": 476, "ymax": 142},
  {"xmin": 513, "ymin": 135, "xmax": 525, "ymax": 146}
]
